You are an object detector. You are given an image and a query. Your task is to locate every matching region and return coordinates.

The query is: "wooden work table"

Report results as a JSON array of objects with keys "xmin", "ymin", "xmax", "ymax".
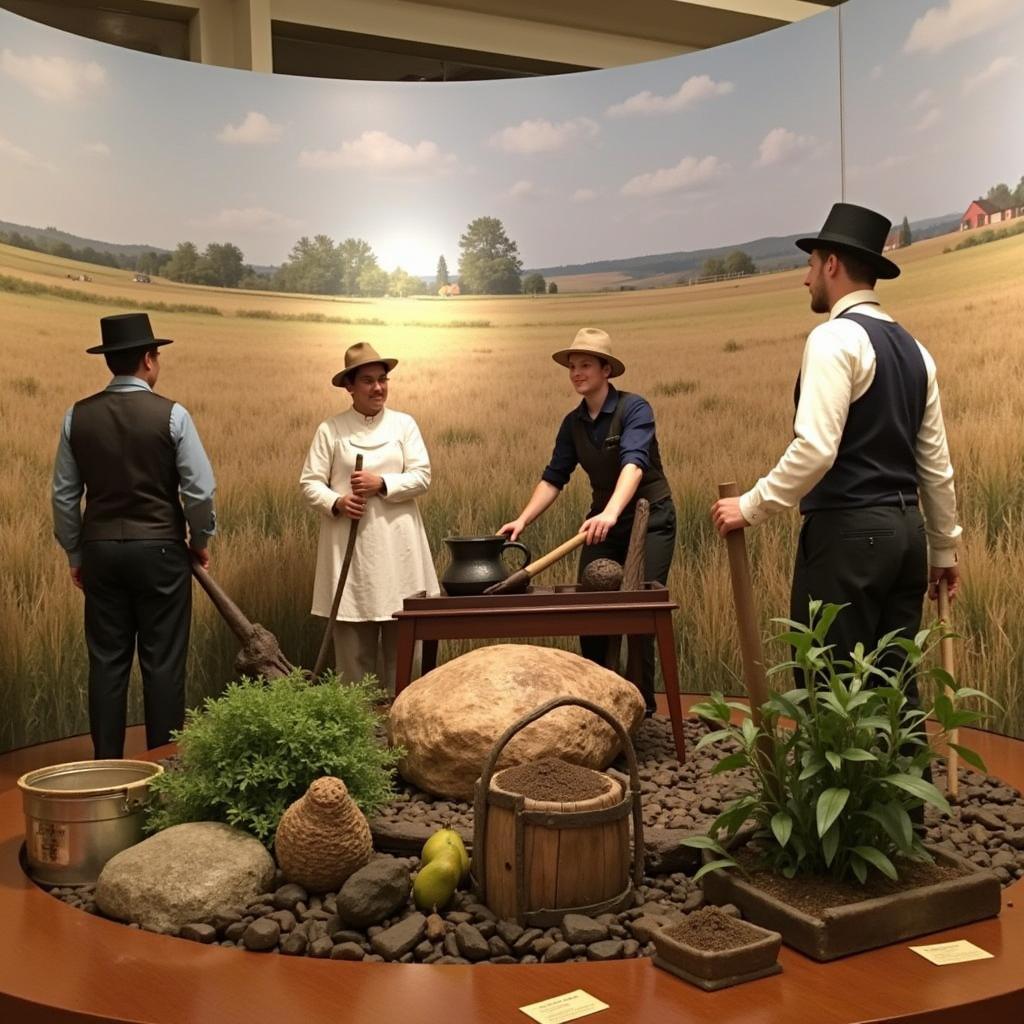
[{"xmin": 2, "ymin": 709, "xmax": 1024, "ymax": 1022}]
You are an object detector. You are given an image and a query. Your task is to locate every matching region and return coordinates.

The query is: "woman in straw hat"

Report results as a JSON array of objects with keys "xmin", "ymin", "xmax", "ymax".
[
  {"xmin": 300, "ymin": 342, "xmax": 439, "ymax": 693},
  {"xmin": 499, "ymin": 327, "xmax": 676, "ymax": 714}
]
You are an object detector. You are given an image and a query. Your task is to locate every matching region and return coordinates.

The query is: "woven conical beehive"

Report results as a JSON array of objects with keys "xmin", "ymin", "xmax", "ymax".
[{"xmin": 274, "ymin": 777, "xmax": 373, "ymax": 892}]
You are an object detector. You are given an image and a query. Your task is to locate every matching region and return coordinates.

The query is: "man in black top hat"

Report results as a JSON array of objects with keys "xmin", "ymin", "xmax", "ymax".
[
  {"xmin": 710, "ymin": 202, "xmax": 961, "ymax": 680},
  {"xmin": 52, "ymin": 313, "xmax": 217, "ymax": 758}
]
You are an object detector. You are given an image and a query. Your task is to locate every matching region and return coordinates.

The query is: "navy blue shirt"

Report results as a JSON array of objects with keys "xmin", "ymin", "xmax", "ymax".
[{"xmin": 541, "ymin": 385, "xmax": 656, "ymax": 489}]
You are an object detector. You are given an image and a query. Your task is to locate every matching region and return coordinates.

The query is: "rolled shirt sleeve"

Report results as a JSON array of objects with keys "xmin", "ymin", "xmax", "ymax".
[
  {"xmin": 52, "ymin": 407, "xmax": 84, "ymax": 568},
  {"xmin": 618, "ymin": 395, "xmax": 654, "ymax": 473},
  {"xmin": 540, "ymin": 412, "xmax": 578, "ymax": 489},
  {"xmin": 381, "ymin": 414, "xmax": 431, "ymax": 502},
  {"xmin": 170, "ymin": 404, "xmax": 216, "ymax": 548},
  {"xmin": 300, "ymin": 419, "xmax": 344, "ymax": 517}
]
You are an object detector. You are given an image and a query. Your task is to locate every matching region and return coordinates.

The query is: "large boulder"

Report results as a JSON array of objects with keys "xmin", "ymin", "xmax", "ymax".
[
  {"xmin": 386, "ymin": 644, "xmax": 644, "ymax": 800},
  {"xmin": 95, "ymin": 822, "xmax": 275, "ymax": 932}
]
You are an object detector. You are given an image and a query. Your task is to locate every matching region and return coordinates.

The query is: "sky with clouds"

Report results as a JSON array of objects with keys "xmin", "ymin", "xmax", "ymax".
[{"xmin": 0, "ymin": 0, "xmax": 1021, "ymax": 274}]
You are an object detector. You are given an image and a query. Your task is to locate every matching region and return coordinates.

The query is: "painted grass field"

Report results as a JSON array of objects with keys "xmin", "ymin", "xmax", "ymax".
[{"xmin": 2, "ymin": 228, "xmax": 1023, "ymax": 751}]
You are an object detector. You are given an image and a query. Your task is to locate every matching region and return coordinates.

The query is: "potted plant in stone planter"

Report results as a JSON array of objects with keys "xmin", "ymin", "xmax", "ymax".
[{"xmin": 684, "ymin": 601, "xmax": 1002, "ymax": 961}]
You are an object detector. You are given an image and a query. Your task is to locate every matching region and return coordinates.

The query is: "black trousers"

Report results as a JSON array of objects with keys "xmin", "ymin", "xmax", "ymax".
[
  {"xmin": 578, "ymin": 497, "xmax": 677, "ymax": 711},
  {"xmin": 791, "ymin": 505, "xmax": 928, "ymax": 701},
  {"xmin": 81, "ymin": 540, "xmax": 191, "ymax": 758}
]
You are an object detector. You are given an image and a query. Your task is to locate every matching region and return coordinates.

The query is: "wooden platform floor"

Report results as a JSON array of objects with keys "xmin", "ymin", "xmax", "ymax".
[{"xmin": 2, "ymin": 701, "xmax": 1023, "ymax": 1024}]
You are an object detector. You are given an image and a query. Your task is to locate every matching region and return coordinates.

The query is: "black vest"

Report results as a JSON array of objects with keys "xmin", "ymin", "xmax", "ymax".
[
  {"xmin": 70, "ymin": 389, "xmax": 186, "ymax": 542},
  {"xmin": 798, "ymin": 311, "xmax": 927, "ymax": 514},
  {"xmin": 571, "ymin": 392, "xmax": 672, "ymax": 513}
]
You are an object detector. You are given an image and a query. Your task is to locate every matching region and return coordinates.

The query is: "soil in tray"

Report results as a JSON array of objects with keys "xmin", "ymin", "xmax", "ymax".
[
  {"xmin": 662, "ymin": 907, "xmax": 765, "ymax": 951},
  {"xmin": 497, "ymin": 758, "xmax": 612, "ymax": 802},
  {"xmin": 733, "ymin": 847, "xmax": 971, "ymax": 919}
]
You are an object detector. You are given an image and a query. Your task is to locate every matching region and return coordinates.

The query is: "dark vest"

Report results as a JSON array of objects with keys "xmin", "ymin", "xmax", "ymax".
[
  {"xmin": 571, "ymin": 392, "xmax": 672, "ymax": 513},
  {"xmin": 70, "ymin": 389, "xmax": 186, "ymax": 542},
  {"xmin": 798, "ymin": 311, "xmax": 927, "ymax": 514}
]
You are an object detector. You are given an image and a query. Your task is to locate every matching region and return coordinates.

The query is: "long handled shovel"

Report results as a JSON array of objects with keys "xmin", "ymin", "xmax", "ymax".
[
  {"xmin": 483, "ymin": 532, "xmax": 587, "ymax": 595},
  {"xmin": 937, "ymin": 578, "xmax": 960, "ymax": 799},
  {"xmin": 312, "ymin": 453, "xmax": 363, "ymax": 679}
]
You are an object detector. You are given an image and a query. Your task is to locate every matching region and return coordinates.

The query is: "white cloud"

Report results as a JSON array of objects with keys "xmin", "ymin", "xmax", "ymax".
[
  {"xmin": 571, "ymin": 188, "xmax": 599, "ymax": 203},
  {"xmin": 755, "ymin": 127, "xmax": 817, "ymax": 167},
  {"xmin": 621, "ymin": 155, "xmax": 722, "ymax": 197},
  {"xmin": 299, "ymin": 130, "xmax": 456, "ymax": 176},
  {"xmin": 606, "ymin": 74, "xmax": 734, "ymax": 118},
  {"xmin": 914, "ymin": 108, "xmax": 942, "ymax": 132},
  {"xmin": 849, "ymin": 154, "xmax": 911, "ymax": 180},
  {"xmin": 195, "ymin": 207, "xmax": 300, "ymax": 232},
  {"xmin": 489, "ymin": 117, "xmax": 598, "ymax": 155},
  {"xmin": 0, "ymin": 49, "xmax": 105, "ymax": 102},
  {"xmin": 0, "ymin": 132, "xmax": 55, "ymax": 171},
  {"xmin": 963, "ymin": 55, "xmax": 1017, "ymax": 95},
  {"xmin": 217, "ymin": 111, "xmax": 283, "ymax": 145},
  {"xmin": 508, "ymin": 179, "xmax": 540, "ymax": 200},
  {"xmin": 910, "ymin": 88, "xmax": 934, "ymax": 110},
  {"xmin": 904, "ymin": 0, "xmax": 1018, "ymax": 56},
  {"xmin": 83, "ymin": 141, "xmax": 110, "ymax": 157}
]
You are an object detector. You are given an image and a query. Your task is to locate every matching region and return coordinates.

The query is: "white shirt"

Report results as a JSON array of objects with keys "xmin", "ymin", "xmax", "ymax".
[{"xmin": 739, "ymin": 290, "xmax": 961, "ymax": 567}]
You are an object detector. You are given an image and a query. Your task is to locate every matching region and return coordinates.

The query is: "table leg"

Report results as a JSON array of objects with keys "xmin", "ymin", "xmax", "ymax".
[
  {"xmin": 394, "ymin": 621, "xmax": 415, "ymax": 697},
  {"xmin": 422, "ymin": 640, "xmax": 439, "ymax": 675},
  {"xmin": 655, "ymin": 612, "xmax": 686, "ymax": 763}
]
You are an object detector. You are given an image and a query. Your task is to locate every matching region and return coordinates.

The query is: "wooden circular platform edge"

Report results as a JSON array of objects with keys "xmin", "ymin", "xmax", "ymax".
[{"xmin": 2, "ymin": 712, "xmax": 1024, "ymax": 1024}]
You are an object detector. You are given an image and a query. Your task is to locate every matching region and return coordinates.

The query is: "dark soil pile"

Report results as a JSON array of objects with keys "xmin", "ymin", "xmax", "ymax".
[
  {"xmin": 496, "ymin": 758, "xmax": 612, "ymax": 802},
  {"xmin": 663, "ymin": 906, "xmax": 764, "ymax": 951}
]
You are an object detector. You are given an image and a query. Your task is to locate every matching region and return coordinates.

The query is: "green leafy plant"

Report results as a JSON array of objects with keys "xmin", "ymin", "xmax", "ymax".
[
  {"xmin": 145, "ymin": 672, "xmax": 402, "ymax": 845},
  {"xmin": 685, "ymin": 601, "xmax": 997, "ymax": 886}
]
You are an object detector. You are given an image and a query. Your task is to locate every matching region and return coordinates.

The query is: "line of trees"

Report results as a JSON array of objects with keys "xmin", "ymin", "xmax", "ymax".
[
  {"xmin": 699, "ymin": 249, "xmax": 756, "ymax": 279},
  {"xmin": 983, "ymin": 175, "xmax": 1024, "ymax": 210},
  {"xmin": 0, "ymin": 229, "xmax": 131, "ymax": 270}
]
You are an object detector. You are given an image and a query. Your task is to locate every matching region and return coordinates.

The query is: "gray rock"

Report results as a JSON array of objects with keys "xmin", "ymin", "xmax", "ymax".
[
  {"xmin": 266, "ymin": 909, "xmax": 296, "ymax": 932},
  {"xmin": 331, "ymin": 942, "xmax": 365, "ymax": 961},
  {"xmin": 273, "ymin": 883, "xmax": 308, "ymax": 911},
  {"xmin": 496, "ymin": 920, "xmax": 524, "ymax": 945},
  {"xmin": 542, "ymin": 941, "xmax": 572, "ymax": 963},
  {"xmin": 587, "ymin": 940, "xmax": 624, "ymax": 961},
  {"xmin": 455, "ymin": 922, "xmax": 490, "ymax": 962},
  {"xmin": 309, "ymin": 936, "xmax": 334, "ymax": 958},
  {"xmin": 242, "ymin": 918, "xmax": 280, "ymax": 952},
  {"xmin": 561, "ymin": 914, "xmax": 608, "ymax": 945},
  {"xmin": 336, "ymin": 857, "xmax": 411, "ymax": 928},
  {"xmin": 371, "ymin": 913, "xmax": 427, "ymax": 961},
  {"xmin": 511, "ymin": 928, "xmax": 543, "ymax": 955},
  {"xmin": 179, "ymin": 923, "xmax": 217, "ymax": 944},
  {"xmin": 487, "ymin": 936, "xmax": 511, "ymax": 958},
  {"xmin": 331, "ymin": 928, "xmax": 367, "ymax": 945},
  {"xmin": 281, "ymin": 931, "xmax": 309, "ymax": 956},
  {"xmin": 95, "ymin": 822, "xmax": 275, "ymax": 932}
]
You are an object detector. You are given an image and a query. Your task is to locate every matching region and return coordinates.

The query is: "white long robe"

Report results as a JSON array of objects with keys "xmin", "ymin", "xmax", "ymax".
[{"xmin": 300, "ymin": 407, "xmax": 439, "ymax": 621}]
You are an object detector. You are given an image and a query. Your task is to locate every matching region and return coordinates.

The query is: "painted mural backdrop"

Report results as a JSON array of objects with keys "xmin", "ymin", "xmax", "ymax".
[{"xmin": 1, "ymin": 0, "xmax": 1022, "ymax": 750}]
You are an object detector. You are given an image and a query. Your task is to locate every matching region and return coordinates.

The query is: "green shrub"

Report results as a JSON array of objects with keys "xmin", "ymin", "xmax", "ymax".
[
  {"xmin": 145, "ymin": 672, "xmax": 402, "ymax": 844},
  {"xmin": 685, "ymin": 601, "xmax": 997, "ymax": 885}
]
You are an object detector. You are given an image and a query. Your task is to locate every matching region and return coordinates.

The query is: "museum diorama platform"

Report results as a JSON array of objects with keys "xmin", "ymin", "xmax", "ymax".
[{"xmin": 2, "ymin": 697, "xmax": 1023, "ymax": 1024}]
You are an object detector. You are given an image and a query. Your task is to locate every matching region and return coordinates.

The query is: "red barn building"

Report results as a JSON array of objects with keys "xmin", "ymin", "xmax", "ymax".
[{"xmin": 960, "ymin": 198, "xmax": 1020, "ymax": 230}]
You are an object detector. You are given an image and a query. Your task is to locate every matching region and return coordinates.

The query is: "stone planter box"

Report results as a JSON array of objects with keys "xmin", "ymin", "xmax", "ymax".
[
  {"xmin": 701, "ymin": 845, "xmax": 1001, "ymax": 962},
  {"xmin": 652, "ymin": 918, "xmax": 782, "ymax": 991}
]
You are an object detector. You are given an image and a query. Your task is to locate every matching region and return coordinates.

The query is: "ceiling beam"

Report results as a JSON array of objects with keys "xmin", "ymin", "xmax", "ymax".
[{"xmin": 668, "ymin": 0, "xmax": 832, "ymax": 22}]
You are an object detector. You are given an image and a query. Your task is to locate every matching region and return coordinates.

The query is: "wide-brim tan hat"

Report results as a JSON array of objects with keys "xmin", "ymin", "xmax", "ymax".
[
  {"xmin": 332, "ymin": 342, "xmax": 399, "ymax": 387},
  {"xmin": 552, "ymin": 327, "xmax": 625, "ymax": 378}
]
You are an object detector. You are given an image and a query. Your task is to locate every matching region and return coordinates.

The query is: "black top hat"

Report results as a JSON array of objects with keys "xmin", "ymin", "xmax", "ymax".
[
  {"xmin": 795, "ymin": 202, "xmax": 901, "ymax": 280},
  {"xmin": 86, "ymin": 313, "xmax": 174, "ymax": 354}
]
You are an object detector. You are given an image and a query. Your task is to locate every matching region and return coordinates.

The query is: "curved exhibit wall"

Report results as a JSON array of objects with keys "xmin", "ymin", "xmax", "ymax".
[{"xmin": 0, "ymin": 0, "xmax": 1022, "ymax": 751}]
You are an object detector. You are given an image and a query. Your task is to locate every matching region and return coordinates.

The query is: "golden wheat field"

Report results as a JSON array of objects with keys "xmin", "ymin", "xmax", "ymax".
[{"xmin": 2, "ymin": 227, "xmax": 1023, "ymax": 751}]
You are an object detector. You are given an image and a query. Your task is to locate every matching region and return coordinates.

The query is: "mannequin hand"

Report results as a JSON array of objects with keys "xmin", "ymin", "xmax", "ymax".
[
  {"xmin": 581, "ymin": 511, "xmax": 617, "ymax": 545},
  {"xmin": 351, "ymin": 470, "xmax": 384, "ymax": 497},
  {"xmin": 711, "ymin": 497, "xmax": 749, "ymax": 537},
  {"xmin": 335, "ymin": 494, "xmax": 367, "ymax": 520}
]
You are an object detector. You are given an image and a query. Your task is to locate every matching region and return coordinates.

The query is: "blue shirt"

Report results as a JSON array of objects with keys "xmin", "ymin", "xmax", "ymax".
[
  {"xmin": 52, "ymin": 376, "xmax": 217, "ymax": 567},
  {"xmin": 541, "ymin": 385, "xmax": 656, "ymax": 490}
]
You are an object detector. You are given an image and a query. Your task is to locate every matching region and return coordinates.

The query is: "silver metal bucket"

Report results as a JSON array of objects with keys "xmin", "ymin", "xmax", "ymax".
[{"xmin": 17, "ymin": 759, "xmax": 164, "ymax": 885}]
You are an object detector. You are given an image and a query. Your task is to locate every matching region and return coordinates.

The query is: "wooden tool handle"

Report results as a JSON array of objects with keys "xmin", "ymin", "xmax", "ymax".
[
  {"xmin": 523, "ymin": 532, "xmax": 586, "ymax": 576},
  {"xmin": 190, "ymin": 560, "xmax": 255, "ymax": 640},
  {"xmin": 719, "ymin": 481, "xmax": 769, "ymax": 723},
  {"xmin": 937, "ymin": 577, "xmax": 959, "ymax": 798}
]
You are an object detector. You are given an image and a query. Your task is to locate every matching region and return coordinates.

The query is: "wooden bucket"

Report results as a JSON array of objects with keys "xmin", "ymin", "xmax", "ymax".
[{"xmin": 472, "ymin": 696, "xmax": 645, "ymax": 926}]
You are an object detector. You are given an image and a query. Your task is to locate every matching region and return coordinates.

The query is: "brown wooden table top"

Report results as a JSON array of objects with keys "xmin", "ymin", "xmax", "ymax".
[{"xmin": 2, "ymin": 706, "xmax": 1023, "ymax": 1024}]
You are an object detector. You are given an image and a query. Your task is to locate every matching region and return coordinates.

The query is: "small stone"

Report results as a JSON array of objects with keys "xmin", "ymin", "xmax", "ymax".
[
  {"xmin": 266, "ymin": 910, "xmax": 296, "ymax": 933},
  {"xmin": 455, "ymin": 923, "xmax": 490, "ymax": 962},
  {"xmin": 628, "ymin": 917, "xmax": 668, "ymax": 944},
  {"xmin": 476, "ymin": 920, "xmax": 497, "ymax": 940},
  {"xmin": 520, "ymin": 954, "xmax": 539, "ymax": 964},
  {"xmin": 425, "ymin": 913, "xmax": 446, "ymax": 942},
  {"xmin": 331, "ymin": 941, "xmax": 365, "ymax": 961},
  {"xmin": 414, "ymin": 940, "xmax": 435, "ymax": 960},
  {"xmin": 464, "ymin": 903, "xmax": 497, "ymax": 921},
  {"xmin": 179, "ymin": 923, "xmax": 217, "ymax": 944},
  {"xmin": 532, "ymin": 936, "xmax": 554, "ymax": 956},
  {"xmin": 562, "ymin": 914, "xmax": 608, "ymax": 945},
  {"xmin": 542, "ymin": 941, "xmax": 572, "ymax": 963},
  {"xmin": 309, "ymin": 936, "xmax": 334, "ymax": 958},
  {"xmin": 487, "ymin": 936, "xmax": 511, "ymax": 958},
  {"xmin": 331, "ymin": 929, "xmax": 366, "ymax": 945},
  {"xmin": 718, "ymin": 904, "xmax": 742, "ymax": 918},
  {"xmin": 224, "ymin": 921, "xmax": 248, "ymax": 943},
  {"xmin": 496, "ymin": 920, "xmax": 524, "ymax": 945},
  {"xmin": 209, "ymin": 911, "xmax": 242, "ymax": 932},
  {"xmin": 242, "ymin": 919, "xmax": 280, "ymax": 952},
  {"xmin": 491, "ymin": 955, "xmax": 518, "ymax": 964},
  {"xmin": 512, "ymin": 928, "xmax": 543, "ymax": 955},
  {"xmin": 273, "ymin": 883, "xmax": 308, "ymax": 911},
  {"xmin": 281, "ymin": 932, "xmax": 309, "ymax": 956},
  {"xmin": 622, "ymin": 939, "xmax": 640, "ymax": 958},
  {"xmin": 371, "ymin": 913, "xmax": 428, "ymax": 962},
  {"xmin": 587, "ymin": 940, "xmax": 624, "ymax": 961}
]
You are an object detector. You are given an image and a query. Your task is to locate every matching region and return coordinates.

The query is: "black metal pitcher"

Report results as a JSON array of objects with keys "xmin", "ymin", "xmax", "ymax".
[{"xmin": 441, "ymin": 536, "xmax": 531, "ymax": 596}]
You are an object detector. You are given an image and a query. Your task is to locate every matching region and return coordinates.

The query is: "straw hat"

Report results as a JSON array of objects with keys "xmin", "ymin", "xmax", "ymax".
[
  {"xmin": 332, "ymin": 342, "xmax": 398, "ymax": 387},
  {"xmin": 551, "ymin": 328, "xmax": 625, "ymax": 378}
]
